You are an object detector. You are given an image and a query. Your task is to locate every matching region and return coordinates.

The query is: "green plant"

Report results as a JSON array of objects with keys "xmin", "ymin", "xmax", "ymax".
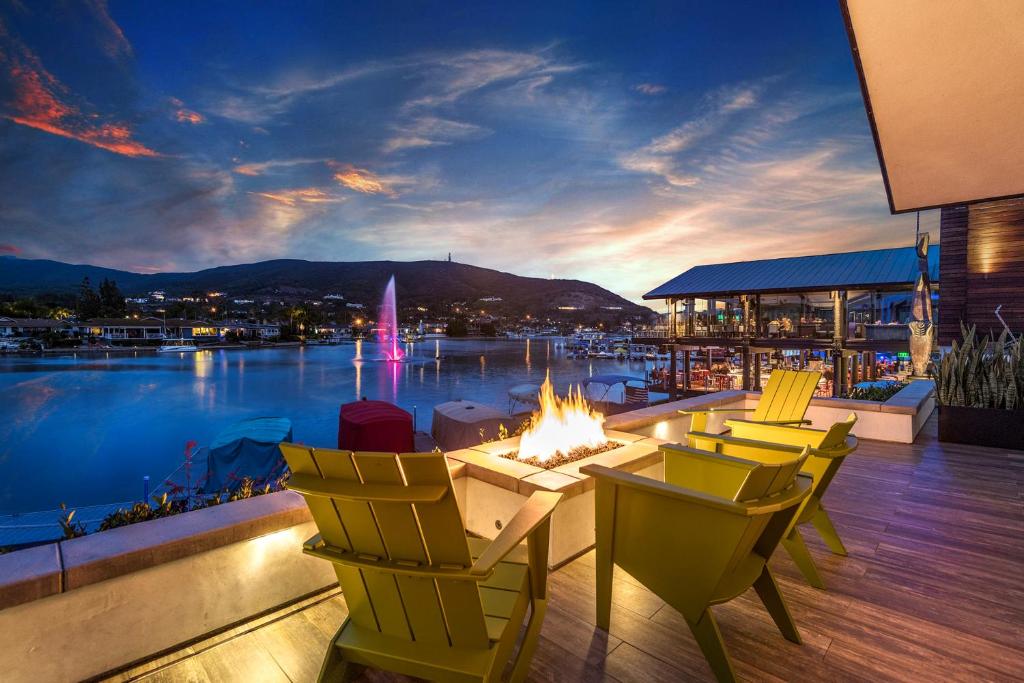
[
  {"xmin": 58, "ymin": 503, "xmax": 87, "ymax": 539},
  {"xmin": 480, "ymin": 416, "xmax": 533, "ymax": 444},
  {"xmin": 98, "ymin": 493, "xmax": 181, "ymax": 531},
  {"xmin": 843, "ymin": 381, "xmax": 906, "ymax": 402},
  {"xmin": 933, "ymin": 324, "xmax": 1024, "ymax": 409}
]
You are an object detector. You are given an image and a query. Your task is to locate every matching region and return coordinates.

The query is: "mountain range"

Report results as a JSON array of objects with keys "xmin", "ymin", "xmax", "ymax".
[{"xmin": 0, "ymin": 256, "xmax": 653, "ymax": 318}]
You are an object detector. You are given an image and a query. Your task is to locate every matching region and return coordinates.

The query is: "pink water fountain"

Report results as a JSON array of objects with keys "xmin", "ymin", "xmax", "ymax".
[{"xmin": 378, "ymin": 275, "xmax": 404, "ymax": 362}]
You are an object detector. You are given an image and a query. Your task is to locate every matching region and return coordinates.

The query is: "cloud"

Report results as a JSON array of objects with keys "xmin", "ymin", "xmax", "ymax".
[
  {"xmin": 404, "ymin": 49, "xmax": 574, "ymax": 110},
  {"xmin": 0, "ymin": 244, "xmax": 20, "ymax": 255},
  {"xmin": 0, "ymin": 27, "xmax": 159, "ymax": 158},
  {"xmin": 84, "ymin": 0, "xmax": 133, "ymax": 60},
  {"xmin": 633, "ymin": 83, "xmax": 666, "ymax": 95},
  {"xmin": 250, "ymin": 187, "xmax": 344, "ymax": 206},
  {"xmin": 169, "ymin": 98, "xmax": 204, "ymax": 124},
  {"xmin": 619, "ymin": 83, "xmax": 762, "ymax": 186},
  {"xmin": 329, "ymin": 163, "xmax": 419, "ymax": 197},
  {"xmin": 233, "ymin": 158, "xmax": 326, "ymax": 176},
  {"xmin": 383, "ymin": 116, "xmax": 490, "ymax": 154}
]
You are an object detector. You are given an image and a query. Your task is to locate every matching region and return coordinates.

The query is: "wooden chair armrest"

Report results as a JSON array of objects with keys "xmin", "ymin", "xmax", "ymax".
[
  {"xmin": 581, "ymin": 463, "xmax": 753, "ymax": 516},
  {"xmin": 686, "ymin": 431, "xmax": 807, "ymax": 455},
  {"xmin": 678, "ymin": 408, "xmax": 756, "ymax": 416},
  {"xmin": 470, "ymin": 491, "xmax": 562, "ymax": 576},
  {"xmin": 727, "ymin": 417, "xmax": 812, "ymax": 427},
  {"xmin": 694, "ymin": 430, "xmax": 856, "ymax": 459}
]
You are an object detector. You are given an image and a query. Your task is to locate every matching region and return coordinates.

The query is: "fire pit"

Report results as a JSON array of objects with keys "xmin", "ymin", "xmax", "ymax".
[{"xmin": 446, "ymin": 374, "xmax": 665, "ymax": 567}]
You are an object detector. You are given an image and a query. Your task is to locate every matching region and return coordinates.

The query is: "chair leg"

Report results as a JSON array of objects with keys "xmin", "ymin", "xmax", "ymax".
[
  {"xmin": 508, "ymin": 600, "xmax": 548, "ymax": 683},
  {"xmin": 317, "ymin": 632, "xmax": 358, "ymax": 682},
  {"xmin": 782, "ymin": 527, "xmax": 826, "ymax": 590},
  {"xmin": 595, "ymin": 544, "xmax": 613, "ymax": 631},
  {"xmin": 687, "ymin": 608, "xmax": 737, "ymax": 683},
  {"xmin": 753, "ymin": 566, "xmax": 801, "ymax": 644},
  {"xmin": 810, "ymin": 506, "xmax": 848, "ymax": 556}
]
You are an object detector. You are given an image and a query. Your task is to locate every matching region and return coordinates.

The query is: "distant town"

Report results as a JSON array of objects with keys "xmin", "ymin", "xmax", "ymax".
[{"xmin": 0, "ymin": 274, "xmax": 655, "ymax": 351}]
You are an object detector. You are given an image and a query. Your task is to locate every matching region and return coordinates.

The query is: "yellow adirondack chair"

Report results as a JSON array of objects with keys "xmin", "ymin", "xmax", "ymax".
[
  {"xmin": 582, "ymin": 443, "xmax": 812, "ymax": 683},
  {"xmin": 682, "ymin": 369, "xmax": 822, "ymax": 436},
  {"xmin": 281, "ymin": 444, "xmax": 562, "ymax": 682},
  {"xmin": 686, "ymin": 414, "xmax": 858, "ymax": 589}
]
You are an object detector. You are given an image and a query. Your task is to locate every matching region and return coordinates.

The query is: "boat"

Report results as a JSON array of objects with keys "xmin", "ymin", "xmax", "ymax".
[
  {"xmin": 158, "ymin": 339, "xmax": 197, "ymax": 352},
  {"xmin": 583, "ymin": 374, "xmax": 651, "ymax": 415}
]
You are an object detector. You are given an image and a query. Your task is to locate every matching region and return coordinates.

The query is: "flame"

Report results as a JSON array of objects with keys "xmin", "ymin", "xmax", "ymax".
[{"xmin": 517, "ymin": 372, "xmax": 605, "ymax": 462}]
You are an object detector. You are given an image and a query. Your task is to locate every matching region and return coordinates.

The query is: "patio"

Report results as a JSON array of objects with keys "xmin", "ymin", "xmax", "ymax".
[{"xmin": 103, "ymin": 415, "xmax": 1024, "ymax": 682}]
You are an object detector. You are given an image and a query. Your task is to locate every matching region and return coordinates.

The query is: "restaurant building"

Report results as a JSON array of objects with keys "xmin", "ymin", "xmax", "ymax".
[{"xmin": 638, "ymin": 244, "xmax": 939, "ymax": 397}]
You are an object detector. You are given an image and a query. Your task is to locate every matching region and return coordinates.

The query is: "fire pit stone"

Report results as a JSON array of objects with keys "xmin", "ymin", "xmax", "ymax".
[{"xmin": 445, "ymin": 428, "xmax": 666, "ymax": 567}]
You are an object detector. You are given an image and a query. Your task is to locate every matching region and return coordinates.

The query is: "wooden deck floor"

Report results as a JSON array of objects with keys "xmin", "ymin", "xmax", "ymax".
[{"xmin": 104, "ymin": 416, "xmax": 1024, "ymax": 682}]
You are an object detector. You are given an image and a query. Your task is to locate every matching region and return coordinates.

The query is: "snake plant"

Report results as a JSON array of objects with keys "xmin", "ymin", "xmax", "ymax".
[{"xmin": 933, "ymin": 324, "xmax": 1024, "ymax": 409}]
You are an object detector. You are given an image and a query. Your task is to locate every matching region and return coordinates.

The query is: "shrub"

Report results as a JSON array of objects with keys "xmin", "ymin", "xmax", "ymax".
[
  {"xmin": 843, "ymin": 381, "xmax": 906, "ymax": 402},
  {"xmin": 933, "ymin": 325, "xmax": 1024, "ymax": 409}
]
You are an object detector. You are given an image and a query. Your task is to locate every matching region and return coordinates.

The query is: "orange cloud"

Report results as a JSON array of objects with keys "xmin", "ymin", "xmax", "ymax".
[
  {"xmin": 1, "ymin": 36, "xmax": 159, "ymax": 158},
  {"xmin": 331, "ymin": 164, "xmax": 391, "ymax": 195},
  {"xmin": 0, "ymin": 243, "xmax": 20, "ymax": 255},
  {"xmin": 250, "ymin": 188, "xmax": 344, "ymax": 206},
  {"xmin": 175, "ymin": 108, "xmax": 204, "ymax": 124}
]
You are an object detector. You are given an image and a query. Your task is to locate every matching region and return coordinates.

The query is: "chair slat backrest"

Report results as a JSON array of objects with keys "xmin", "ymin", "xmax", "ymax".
[
  {"xmin": 752, "ymin": 370, "xmax": 821, "ymax": 423},
  {"xmin": 281, "ymin": 445, "xmax": 488, "ymax": 649},
  {"xmin": 733, "ymin": 447, "xmax": 810, "ymax": 502}
]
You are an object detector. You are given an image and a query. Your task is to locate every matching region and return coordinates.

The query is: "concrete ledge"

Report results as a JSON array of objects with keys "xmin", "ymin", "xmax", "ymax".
[
  {"xmin": 604, "ymin": 390, "xmax": 748, "ymax": 432},
  {"xmin": 613, "ymin": 382, "xmax": 935, "ymax": 444},
  {"xmin": 0, "ymin": 544, "xmax": 61, "ymax": 609},
  {"xmin": 61, "ymin": 490, "xmax": 311, "ymax": 591}
]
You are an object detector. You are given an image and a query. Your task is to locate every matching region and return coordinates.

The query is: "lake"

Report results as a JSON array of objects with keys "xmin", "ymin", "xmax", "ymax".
[{"xmin": 0, "ymin": 338, "xmax": 653, "ymax": 513}]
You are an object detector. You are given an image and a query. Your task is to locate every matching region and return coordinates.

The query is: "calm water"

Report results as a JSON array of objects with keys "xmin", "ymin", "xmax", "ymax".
[{"xmin": 0, "ymin": 338, "xmax": 651, "ymax": 513}]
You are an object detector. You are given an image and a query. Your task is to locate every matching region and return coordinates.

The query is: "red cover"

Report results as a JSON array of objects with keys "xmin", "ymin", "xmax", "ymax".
[{"xmin": 337, "ymin": 400, "xmax": 415, "ymax": 453}]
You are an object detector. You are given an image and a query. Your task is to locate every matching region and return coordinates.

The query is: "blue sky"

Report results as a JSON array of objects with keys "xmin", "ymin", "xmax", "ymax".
[{"xmin": 0, "ymin": 1, "xmax": 937, "ymax": 302}]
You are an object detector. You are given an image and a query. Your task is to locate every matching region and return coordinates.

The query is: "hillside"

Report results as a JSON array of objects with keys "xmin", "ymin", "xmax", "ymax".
[{"xmin": 0, "ymin": 256, "xmax": 652, "ymax": 317}]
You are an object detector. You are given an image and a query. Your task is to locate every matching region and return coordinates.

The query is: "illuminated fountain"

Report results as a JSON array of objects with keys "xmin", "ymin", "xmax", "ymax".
[{"xmin": 378, "ymin": 275, "xmax": 404, "ymax": 362}]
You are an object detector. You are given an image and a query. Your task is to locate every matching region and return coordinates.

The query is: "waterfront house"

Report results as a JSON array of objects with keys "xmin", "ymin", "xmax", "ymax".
[
  {"xmin": 80, "ymin": 317, "xmax": 221, "ymax": 343},
  {"xmin": 0, "ymin": 317, "xmax": 69, "ymax": 338},
  {"xmin": 220, "ymin": 320, "xmax": 281, "ymax": 340}
]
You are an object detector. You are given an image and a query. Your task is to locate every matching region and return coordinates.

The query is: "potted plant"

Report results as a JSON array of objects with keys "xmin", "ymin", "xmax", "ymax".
[{"xmin": 932, "ymin": 325, "xmax": 1024, "ymax": 449}]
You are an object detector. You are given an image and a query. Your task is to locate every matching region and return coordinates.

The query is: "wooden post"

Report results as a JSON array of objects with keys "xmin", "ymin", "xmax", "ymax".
[
  {"xmin": 850, "ymin": 354, "xmax": 859, "ymax": 388},
  {"xmin": 683, "ymin": 349, "xmax": 691, "ymax": 394},
  {"xmin": 754, "ymin": 294, "xmax": 762, "ymax": 337},
  {"xmin": 669, "ymin": 298, "xmax": 678, "ymax": 340},
  {"xmin": 742, "ymin": 346, "xmax": 751, "ymax": 391},
  {"xmin": 668, "ymin": 344, "xmax": 678, "ymax": 400},
  {"xmin": 753, "ymin": 350, "xmax": 762, "ymax": 390},
  {"xmin": 687, "ymin": 298, "xmax": 696, "ymax": 336}
]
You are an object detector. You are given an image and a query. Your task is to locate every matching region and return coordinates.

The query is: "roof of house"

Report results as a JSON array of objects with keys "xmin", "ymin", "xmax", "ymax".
[
  {"xmin": 0, "ymin": 317, "xmax": 66, "ymax": 328},
  {"xmin": 643, "ymin": 245, "xmax": 940, "ymax": 300},
  {"xmin": 83, "ymin": 317, "xmax": 216, "ymax": 327}
]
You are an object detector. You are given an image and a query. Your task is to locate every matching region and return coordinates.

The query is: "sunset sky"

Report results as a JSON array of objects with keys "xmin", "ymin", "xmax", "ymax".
[{"xmin": 0, "ymin": 1, "xmax": 938, "ymax": 302}]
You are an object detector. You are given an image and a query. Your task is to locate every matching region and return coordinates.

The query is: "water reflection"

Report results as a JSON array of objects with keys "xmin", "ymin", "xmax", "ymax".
[{"xmin": 0, "ymin": 339, "xmax": 653, "ymax": 513}]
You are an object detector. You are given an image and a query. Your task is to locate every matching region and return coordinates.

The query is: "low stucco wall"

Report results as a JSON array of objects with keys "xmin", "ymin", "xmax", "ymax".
[
  {"xmin": 607, "ymin": 381, "xmax": 935, "ymax": 444},
  {"xmin": 0, "ymin": 492, "xmax": 337, "ymax": 682}
]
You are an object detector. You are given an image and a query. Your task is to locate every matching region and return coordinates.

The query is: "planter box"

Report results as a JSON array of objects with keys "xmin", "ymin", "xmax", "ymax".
[{"xmin": 938, "ymin": 405, "xmax": 1024, "ymax": 450}]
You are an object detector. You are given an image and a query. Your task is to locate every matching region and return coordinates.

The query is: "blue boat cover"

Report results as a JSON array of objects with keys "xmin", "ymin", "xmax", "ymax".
[{"xmin": 203, "ymin": 417, "xmax": 293, "ymax": 493}]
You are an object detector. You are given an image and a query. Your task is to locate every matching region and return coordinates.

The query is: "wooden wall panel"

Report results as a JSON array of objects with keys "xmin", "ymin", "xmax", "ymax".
[{"xmin": 939, "ymin": 199, "xmax": 1024, "ymax": 344}]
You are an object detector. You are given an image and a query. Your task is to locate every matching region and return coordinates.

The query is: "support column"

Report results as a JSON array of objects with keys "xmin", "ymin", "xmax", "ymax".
[
  {"xmin": 668, "ymin": 344, "xmax": 678, "ymax": 400},
  {"xmin": 754, "ymin": 294, "xmax": 762, "ymax": 338},
  {"xmin": 687, "ymin": 298, "xmax": 696, "ymax": 336},
  {"xmin": 683, "ymin": 349, "xmax": 691, "ymax": 394},
  {"xmin": 669, "ymin": 298, "xmax": 678, "ymax": 340},
  {"xmin": 742, "ymin": 346, "xmax": 751, "ymax": 391},
  {"xmin": 849, "ymin": 354, "xmax": 859, "ymax": 388},
  {"xmin": 753, "ymin": 351, "xmax": 762, "ymax": 391}
]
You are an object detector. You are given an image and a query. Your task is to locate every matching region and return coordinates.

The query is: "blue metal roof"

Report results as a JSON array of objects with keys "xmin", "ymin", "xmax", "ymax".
[{"xmin": 643, "ymin": 246, "xmax": 939, "ymax": 300}]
